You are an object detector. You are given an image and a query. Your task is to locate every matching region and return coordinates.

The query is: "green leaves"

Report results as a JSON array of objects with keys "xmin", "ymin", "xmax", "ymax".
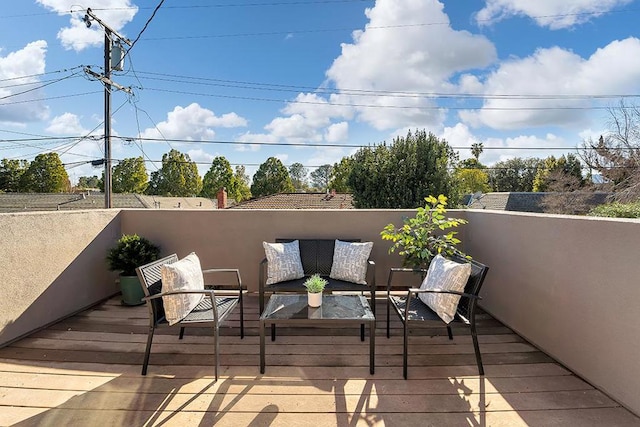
[
  {"xmin": 251, "ymin": 157, "xmax": 295, "ymax": 197},
  {"xmin": 380, "ymin": 194, "xmax": 468, "ymax": 268},
  {"xmin": 106, "ymin": 234, "xmax": 161, "ymax": 276}
]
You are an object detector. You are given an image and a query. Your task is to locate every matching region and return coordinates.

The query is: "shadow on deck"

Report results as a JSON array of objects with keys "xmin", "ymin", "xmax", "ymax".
[{"xmin": 1, "ymin": 295, "xmax": 639, "ymax": 426}]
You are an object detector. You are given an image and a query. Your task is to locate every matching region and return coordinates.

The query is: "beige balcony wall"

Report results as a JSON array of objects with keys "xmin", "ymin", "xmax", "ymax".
[
  {"xmin": 0, "ymin": 210, "xmax": 121, "ymax": 346},
  {"xmin": 464, "ymin": 210, "xmax": 640, "ymax": 417},
  {"xmin": 119, "ymin": 208, "xmax": 426, "ymax": 290}
]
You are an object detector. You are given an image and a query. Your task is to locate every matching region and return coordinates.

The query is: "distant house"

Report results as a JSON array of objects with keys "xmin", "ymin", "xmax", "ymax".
[
  {"xmin": 465, "ymin": 192, "xmax": 610, "ymax": 214},
  {"xmin": 0, "ymin": 192, "xmax": 221, "ymax": 213},
  {"xmin": 230, "ymin": 192, "xmax": 354, "ymax": 209}
]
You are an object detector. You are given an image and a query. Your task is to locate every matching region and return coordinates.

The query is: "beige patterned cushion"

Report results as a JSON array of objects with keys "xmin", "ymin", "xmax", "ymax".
[
  {"xmin": 419, "ymin": 254, "xmax": 471, "ymax": 324},
  {"xmin": 263, "ymin": 240, "xmax": 305, "ymax": 285},
  {"xmin": 161, "ymin": 252, "xmax": 205, "ymax": 326},
  {"xmin": 329, "ymin": 240, "xmax": 373, "ymax": 284}
]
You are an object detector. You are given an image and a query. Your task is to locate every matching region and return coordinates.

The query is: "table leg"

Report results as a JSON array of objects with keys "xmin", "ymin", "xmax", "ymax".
[{"xmin": 260, "ymin": 320, "xmax": 266, "ymax": 374}]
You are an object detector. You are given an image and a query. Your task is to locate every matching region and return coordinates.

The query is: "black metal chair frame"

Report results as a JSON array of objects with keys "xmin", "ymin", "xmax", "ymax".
[
  {"xmin": 136, "ymin": 254, "xmax": 245, "ymax": 380},
  {"xmin": 386, "ymin": 254, "xmax": 489, "ymax": 379}
]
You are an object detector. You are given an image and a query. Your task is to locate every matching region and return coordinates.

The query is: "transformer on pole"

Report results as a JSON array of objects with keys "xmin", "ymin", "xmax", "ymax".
[{"xmin": 82, "ymin": 9, "xmax": 132, "ymax": 208}]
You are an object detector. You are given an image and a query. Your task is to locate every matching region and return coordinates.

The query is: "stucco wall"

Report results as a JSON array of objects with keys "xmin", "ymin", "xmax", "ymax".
[
  {"xmin": 464, "ymin": 210, "xmax": 640, "ymax": 417},
  {"xmin": 0, "ymin": 210, "xmax": 121, "ymax": 346}
]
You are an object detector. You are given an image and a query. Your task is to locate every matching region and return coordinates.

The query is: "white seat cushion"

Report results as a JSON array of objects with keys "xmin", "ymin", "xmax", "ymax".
[
  {"xmin": 329, "ymin": 240, "xmax": 373, "ymax": 284},
  {"xmin": 263, "ymin": 240, "xmax": 305, "ymax": 285},
  {"xmin": 161, "ymin": 252, "xmax": 205, "ymax": 326},
  {"xmin": 419, "ymin": 254, "xmax": 472, "ymax": 324}
]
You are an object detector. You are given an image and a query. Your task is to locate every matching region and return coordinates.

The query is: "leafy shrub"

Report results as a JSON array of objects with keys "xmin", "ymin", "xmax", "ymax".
[
  {"xmin": 588, "ymin": 202, "xmax": 640, "ymax": 218},
  {"xmin": 380, "ymin": 194, "xmax": 468, "ymax": 268},
  {"xmin": 107, "ymin": 234, "xmax": 161, "ymax": 276}
]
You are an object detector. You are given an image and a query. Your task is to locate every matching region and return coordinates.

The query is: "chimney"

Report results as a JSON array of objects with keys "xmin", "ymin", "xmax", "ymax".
[{"xmin": 217, "ymin": 187, "xmax": 227, "ymax": 209}]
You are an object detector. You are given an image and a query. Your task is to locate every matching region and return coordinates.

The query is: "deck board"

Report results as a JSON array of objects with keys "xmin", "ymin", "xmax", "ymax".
[{"xmin": 1, "ymin": 295, "xmax": 639, "ymax": 426}]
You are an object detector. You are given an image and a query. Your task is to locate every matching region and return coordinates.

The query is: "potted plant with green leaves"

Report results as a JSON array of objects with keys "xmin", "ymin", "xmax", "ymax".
[
  {"xmin": 107, "ymin": 234, "xmax": 161, "ymax": 306},
  {"xmin": 304, "ymin": 274, "xmax": 328, "ymax": 307},
  {"xmin": 380, "ymin": 194, "xmax": 468, "ymax": 269}
]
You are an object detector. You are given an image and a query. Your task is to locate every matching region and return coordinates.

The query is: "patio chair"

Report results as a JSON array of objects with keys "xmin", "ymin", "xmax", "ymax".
[
  {"xmin": 135, "ymin": 253, "xmax": 245, "ymax": 380},
  {"xmin": 386, "ymin": 253, "xmax": 489, "ymax": 379}
]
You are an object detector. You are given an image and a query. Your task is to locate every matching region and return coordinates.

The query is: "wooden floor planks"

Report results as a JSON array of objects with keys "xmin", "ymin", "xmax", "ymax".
[{"xmin": 1, "ymin": 295, "xmax": 639, "ymax": 426}]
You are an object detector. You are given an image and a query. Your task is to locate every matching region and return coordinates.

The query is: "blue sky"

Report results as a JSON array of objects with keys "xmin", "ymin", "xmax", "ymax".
[{"xmin": 2, "ymin": 0, "xmax": 640, "ymax": 185}]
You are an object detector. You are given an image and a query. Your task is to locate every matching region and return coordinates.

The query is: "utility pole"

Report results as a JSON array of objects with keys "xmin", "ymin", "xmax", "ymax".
[{"xmin": 82, "ymin": 9, "xmax": 131, "ymax": 208}]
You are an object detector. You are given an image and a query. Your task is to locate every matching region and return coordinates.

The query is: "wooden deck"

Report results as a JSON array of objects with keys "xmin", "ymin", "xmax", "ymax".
[{"xmin": 1, "ymin": 295, "xmax": 639, "ymax": 426}]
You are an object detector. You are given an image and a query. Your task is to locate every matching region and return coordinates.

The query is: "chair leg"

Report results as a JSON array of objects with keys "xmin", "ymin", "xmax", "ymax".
[
  {"xmin": 360, "ymin": 324, "xmax": 365, "ymax": 341},
  {"xmin": 214, "ymin": 324, "xmax": 220, "ymax": 382},
  {"xmin": 142, "ymin": 325, "xmax": 156, "ymax": 376},
  {"xmin": 386, "ymin": 296, "xmax": 390, "ymax": 339},
  {"xmin": 239, "ymin": 292, "xmax": 245, "ymax": 339},
  {"xmin": 471, "ymin": 322, "xmax": 484, "ymax": 376},
  {"xmin": 179, "ymin": 327, "xmax": 185, "ymax": 340},
  {"xmin": 447, "ymin": 325, "xmax": 453, "ymax": 340},
  {"xmin": 403, "ymin": 319, "xmax": 409, "ymax": 380},
  {"xmin": 271, "ymin": 324, "xmax": 276, "ymax": 341}
]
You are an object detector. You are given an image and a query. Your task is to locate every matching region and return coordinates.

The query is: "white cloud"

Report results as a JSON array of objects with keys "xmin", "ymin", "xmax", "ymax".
[
  {"xmin": 139, "ymin": 103, "xmax": 247, "ymax": 141},
  {"xmin": 325, "ymin": 0, "xmax": 496, "ymax": 130},
  {"xmin": 0, "ymin": 41, "xmax": 49, "ymax": 124},
  {"xmin": 325, "ymin": 122, "xmax": 349, "ymax": 143},
  {"xmin": 36, "ymin": 0, "xmax": 138, "ymax": 51},
  {"xmin": 459, "ymin": 38, "xmax": 640, "ymax": 130},
  {"xmin": 476, "ymin": 0, "xmax": 634, "ymax": 30},
  {"xmin": 265, "ymin": 114, "xmax": 323, "ymax": 143},
  {"xmin": 46, "ymin": 113, "xmax": 88, "ymax": 134}
]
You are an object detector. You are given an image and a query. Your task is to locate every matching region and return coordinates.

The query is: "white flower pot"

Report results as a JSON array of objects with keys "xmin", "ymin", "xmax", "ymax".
[{"xmin": 307, "ymin": 292, "xmax": 322, "ymax": 307}]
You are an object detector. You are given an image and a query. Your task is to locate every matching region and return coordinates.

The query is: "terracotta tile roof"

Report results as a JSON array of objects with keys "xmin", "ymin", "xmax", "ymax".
[{"xmin": 230, "ymin": 192, "xmax": 354, "ymax": 209}]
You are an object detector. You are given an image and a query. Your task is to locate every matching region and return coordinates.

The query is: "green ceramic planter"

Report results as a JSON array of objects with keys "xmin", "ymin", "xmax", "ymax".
[{"xmin": 119, "ymin": 275, "xmax": 145, "ymax": 306}]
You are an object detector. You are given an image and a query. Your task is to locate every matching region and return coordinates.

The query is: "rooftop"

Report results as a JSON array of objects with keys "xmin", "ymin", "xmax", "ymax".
[
  {"xmin": 1, "ymin": 208, "xmax": 639, "ymax": 425},
  {"xmin": 2, "ymin": 295, "xmax": 637, "ymax": 426}
]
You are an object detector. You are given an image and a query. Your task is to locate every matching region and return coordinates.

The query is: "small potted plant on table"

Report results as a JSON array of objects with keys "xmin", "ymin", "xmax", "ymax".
[
  {"xmin": 107, "ymin": 234, "xmax": 161, "ymax": 306},
  {"xmin": 304, "ymin": 274, "xmax": 328, "ymax": 307}
]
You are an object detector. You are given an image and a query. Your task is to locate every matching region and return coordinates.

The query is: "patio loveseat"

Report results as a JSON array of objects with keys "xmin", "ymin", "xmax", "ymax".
[{"xmin": 259, "ymin": 238, "xmax": 376, "ymax": 316}]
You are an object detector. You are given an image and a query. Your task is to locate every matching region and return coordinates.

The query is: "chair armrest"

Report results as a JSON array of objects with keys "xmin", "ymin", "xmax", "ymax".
[
  {"xmin": 202, "ymin": 268, "xmax": 244, "ymax": 291},
  {"xmin": 407, "ymin": 287, "xmax": 482, "ymax": 300},
  {"xmin": 143, "ymin": 289, "xmax": 216, "ymax": 301},
  {"xmin": 367, "ymin": 260, "xmax": 376, "ymax": 290},
  {"xmin": 387, "ymin": 267, "xmax": 428, "ymax": 292}
]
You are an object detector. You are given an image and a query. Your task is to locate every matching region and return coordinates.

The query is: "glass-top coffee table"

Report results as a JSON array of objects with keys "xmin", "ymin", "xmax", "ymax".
[{"xmin": 259, "ymin": 294, "xmax": 375, "ymax": 374}]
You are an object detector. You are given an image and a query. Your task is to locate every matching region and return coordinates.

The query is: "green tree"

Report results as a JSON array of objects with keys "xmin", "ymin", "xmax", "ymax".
[
  {"xmin": 455, "ymin": 169, "xmax": 491, "ymax": 194},
  {"xmin": 0, "ymin": 158, "xmax": 28, "ymax": 192},
  {"xmin": 146, "ymin": 149, "xmax": 202, "ymax": 196},
  {"xmin": 488, "ymin": 157, "xmax": 543, "ymax": 192},
  {"xmin": 310, "ymin": 164, "xmax": 333, "ymax": 191},
  {"xmin": 348, "ymin": 129, "xmax": 457, "ymax": 208},
  {"xmin": 112, "ymin": 157, "xmax": 148, "ymax": 193},
  {"xmin": 20, "ymin": 152, "xmax": 69, "ymax": 192},
  {"xmin": 329, "ymin": 157, "xmax": 353, "ymax": 192},
  {"xmin": 77, "ymin": 175, "xmax": 101, "ymax": 190},
  {"xmin": 471, "ymin": 142, "xmax": 484, "ymax": 160},
  {"xmin": 533, "ymin": 154, "xmax": 584, "ymax": 192},
  {"xmin": 232, "ymin": 165, "xmax": 251, "ymax": 202},
  {"xmin": 251, "ymin": 157, "xmax": 294, "ymax": 197},
  {"xmin": 201, "ymin": 156, "xmax": 234, "ymax": 198},
  {"xmin": 289, "ymin": 162, "xmax": 308, "ymax": 191}
]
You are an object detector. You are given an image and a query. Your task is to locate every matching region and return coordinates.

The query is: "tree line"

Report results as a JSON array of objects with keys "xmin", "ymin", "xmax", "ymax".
[{"xmin": 1, "ymin": 101, "xmax": 638, "ymax": 210}]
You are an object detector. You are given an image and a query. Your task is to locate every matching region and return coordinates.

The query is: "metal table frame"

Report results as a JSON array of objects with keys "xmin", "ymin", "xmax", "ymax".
[{"xmin": 259, "ymin": 294, "xmax": 375, "ymax": 374}]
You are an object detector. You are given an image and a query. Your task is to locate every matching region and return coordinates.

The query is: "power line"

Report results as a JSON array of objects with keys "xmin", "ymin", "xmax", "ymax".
[
  {"xmin": 128, "ymin": 0, "xmax": 166, "ymax": 53},
  {"xmin": 0, "ymin": 91, "xmax": 102, "ymax": 106}
]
